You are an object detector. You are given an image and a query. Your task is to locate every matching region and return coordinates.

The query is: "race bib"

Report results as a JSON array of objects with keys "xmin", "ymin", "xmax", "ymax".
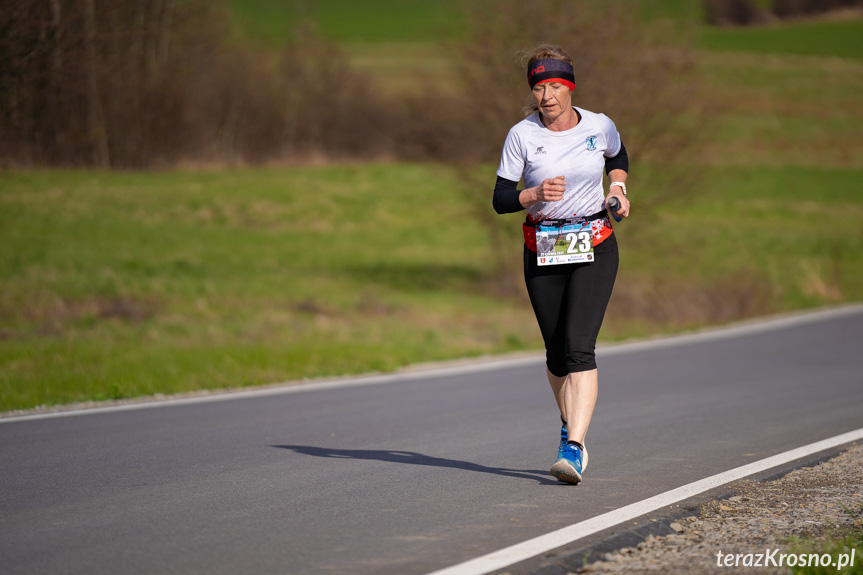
[{"xmin": 536, "ymin": 223, "xmax": 594, "ymax": 266}]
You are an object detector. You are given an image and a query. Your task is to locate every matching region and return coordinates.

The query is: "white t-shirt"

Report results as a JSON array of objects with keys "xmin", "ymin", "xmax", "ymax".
[{"xmin": 496, "ymin": 107, "xmax": 622, "ymax": 223}]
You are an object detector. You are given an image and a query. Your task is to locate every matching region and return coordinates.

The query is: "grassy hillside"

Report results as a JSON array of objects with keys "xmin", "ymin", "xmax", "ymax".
[
  {"xmin": 701, "ymin": 17, "xmax": 863, "ymax": 59},
  {"xmin": 226, "ymin": 0, "xmax": 461, "ymax": 45},
  {"xmin": 225, "ymin": 0, "xmax": 863, "ymax": 59},
  {"xmin": 2, "ymin": 3, "xmax": 861, "ymax": 411},
  {"xmin": 0, "ymin": 166, "xmax": 537, "ymax": 409},
  {"xmin": 2, "ymin": 159, "xmax": 861, "ymax": 411}
]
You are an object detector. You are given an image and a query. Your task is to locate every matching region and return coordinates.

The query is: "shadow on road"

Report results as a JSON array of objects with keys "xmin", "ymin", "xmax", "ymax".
[{"xmin": 272, "ymin": 445, "xmax": 558, "ymax": 484}]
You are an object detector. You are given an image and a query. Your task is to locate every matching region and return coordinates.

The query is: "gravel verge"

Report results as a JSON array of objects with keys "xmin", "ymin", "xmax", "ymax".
[{"xmin": 574, "ymin": 443, "xmax": 863, "ymax": 575}]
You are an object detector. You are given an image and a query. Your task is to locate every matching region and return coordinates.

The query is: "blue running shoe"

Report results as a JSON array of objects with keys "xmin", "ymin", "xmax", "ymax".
[
  {"xmin": 551, "ymin": 442, "xmax": 583, "ymax": 484},
  {"xmin": 558, "ymin": 424, "xmax": 588, "ymax": 471}
]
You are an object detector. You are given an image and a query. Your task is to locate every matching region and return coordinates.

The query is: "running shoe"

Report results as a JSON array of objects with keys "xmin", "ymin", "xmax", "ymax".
[
  {"xmin": 558, "ymin": 424, "xmax": 588, "ymax": 472},
  {"xmin": 551, "ymin": 442, "xmax": 583, "ymax": 484}
]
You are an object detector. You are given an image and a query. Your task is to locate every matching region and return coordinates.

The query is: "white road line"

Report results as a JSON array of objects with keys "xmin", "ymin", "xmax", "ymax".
[
  {"xmin": 3, "ymin": 304, "xmax": 861, "ymax": 423},
  {"xmin": 424, "ymin": 427, "xmax": 863, "ymax": 575}
]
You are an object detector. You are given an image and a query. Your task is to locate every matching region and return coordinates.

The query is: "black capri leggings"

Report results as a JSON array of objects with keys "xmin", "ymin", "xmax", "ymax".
[{"xmin": 523, "ymin": 233, "xmax": 619, "ymax": 377}]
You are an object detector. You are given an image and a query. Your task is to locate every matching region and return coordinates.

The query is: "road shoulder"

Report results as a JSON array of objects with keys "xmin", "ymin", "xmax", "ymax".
[{"xmin": 500, "ymin": 443, "xmax": 863, "ymax": 575}]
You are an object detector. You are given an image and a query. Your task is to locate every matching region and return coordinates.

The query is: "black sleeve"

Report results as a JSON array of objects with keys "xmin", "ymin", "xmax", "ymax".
[
  {"xmin": 492, "ymin": 176, "xmax": 525, "ymax": 214},
  {"xmin": 604, "ymin": 142, "xmax": 629, "ymax": 175}
]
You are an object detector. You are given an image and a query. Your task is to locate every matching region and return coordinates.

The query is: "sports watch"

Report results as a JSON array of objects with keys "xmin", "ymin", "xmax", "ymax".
[{"xmin": 610, "ymin": 181, "xmax": 627, "ymax": 196}]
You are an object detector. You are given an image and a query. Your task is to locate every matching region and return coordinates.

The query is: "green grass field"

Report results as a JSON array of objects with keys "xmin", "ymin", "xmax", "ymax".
[
  {"xmin": 0, "ymin": 166, "xmax": 541, "ymax": 409},
  {"xmin": 701, "ymin": 17, "xmax": 863, "ymax": 60},
  {"xmin": 226, "ymin": 0, "xmax": 461, "ymax": 46},
  {"xmin": 2, "ymin": 158, "xmax": 860, "ymax": 410},
  {"xmin": 2, "ymin": 3, "xmax": 862, "ymax": 411}
]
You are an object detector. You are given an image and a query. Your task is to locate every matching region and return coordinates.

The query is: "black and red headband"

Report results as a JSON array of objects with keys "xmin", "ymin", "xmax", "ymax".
[{"xmin": 527, "ymin": 58, "xmax": 576, "ymax": 91}]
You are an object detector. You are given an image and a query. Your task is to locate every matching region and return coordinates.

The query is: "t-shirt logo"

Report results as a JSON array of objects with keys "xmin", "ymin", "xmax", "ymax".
[
  {"xmin": 585, "ymin": 136, "xmax": 597, "ymax": 151},
  {"xmin": 535, "ymin": 146, "xmax": 547, "ymax": 155}
]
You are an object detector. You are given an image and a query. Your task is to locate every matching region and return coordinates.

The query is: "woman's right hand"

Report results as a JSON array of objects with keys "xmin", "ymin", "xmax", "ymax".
[
  {"xmin": 519, "ymin": 176, "xmax": 566, "ymax": 208},
  {"xmin": 535, "ymin": 176, "xmax": 566, "ymax": 202}
]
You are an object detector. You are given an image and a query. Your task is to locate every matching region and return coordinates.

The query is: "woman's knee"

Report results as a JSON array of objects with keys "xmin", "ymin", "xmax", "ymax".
[
  {"xmin": 565, "ymin": 349, "xmax": 596, "ymax": 373},
  {"xmin": 546, "ymin": 353, "xmax": 569, "ymax": 378},
  {"xmin": 549, "ymin": 348, "xmax": 596, "ymax": 375}
]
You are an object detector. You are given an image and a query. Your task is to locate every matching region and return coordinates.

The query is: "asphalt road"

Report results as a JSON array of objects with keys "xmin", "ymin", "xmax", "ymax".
[{"xmin": 2, "ymin": 308, "xmax": 862, "ymax": 575}]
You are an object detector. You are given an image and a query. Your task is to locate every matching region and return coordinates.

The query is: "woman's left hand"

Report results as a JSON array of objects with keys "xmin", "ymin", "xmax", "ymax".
[{"xmin": 606, "ymin": 189, "xmax": 630, "ymax": 219}]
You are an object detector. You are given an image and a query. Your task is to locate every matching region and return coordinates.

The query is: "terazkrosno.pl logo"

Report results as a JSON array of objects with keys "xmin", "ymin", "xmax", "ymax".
[{"xmin": 716, "ymin": 548, "xmax": 857, "ymax": 570}]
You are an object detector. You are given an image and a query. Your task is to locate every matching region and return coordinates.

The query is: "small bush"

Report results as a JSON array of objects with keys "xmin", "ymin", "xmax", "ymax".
[{"xmin": 704, "ymin": 0, "xmax": 766, "ymax": 26}]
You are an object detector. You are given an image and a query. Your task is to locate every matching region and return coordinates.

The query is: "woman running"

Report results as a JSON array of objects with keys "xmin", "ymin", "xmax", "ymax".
[{"xmin": 492, "ymin": 44, "xmax": 630, "ymax": 484}]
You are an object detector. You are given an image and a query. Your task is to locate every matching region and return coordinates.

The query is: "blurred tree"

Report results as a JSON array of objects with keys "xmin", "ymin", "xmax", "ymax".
[{"xmin": 83, "ymin": 0, "xmax": 110, "ymax": 167}]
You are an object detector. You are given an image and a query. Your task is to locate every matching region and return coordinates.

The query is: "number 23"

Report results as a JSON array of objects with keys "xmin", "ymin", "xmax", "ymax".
[{"xmin": 565, "ymin": 231, "xmax": 591, "ymax": 254}]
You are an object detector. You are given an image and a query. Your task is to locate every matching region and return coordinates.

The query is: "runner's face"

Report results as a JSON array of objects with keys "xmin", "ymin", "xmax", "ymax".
[{"xmin": 533, "ymin": 82, "xmax": 572, "ymax": 123}]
